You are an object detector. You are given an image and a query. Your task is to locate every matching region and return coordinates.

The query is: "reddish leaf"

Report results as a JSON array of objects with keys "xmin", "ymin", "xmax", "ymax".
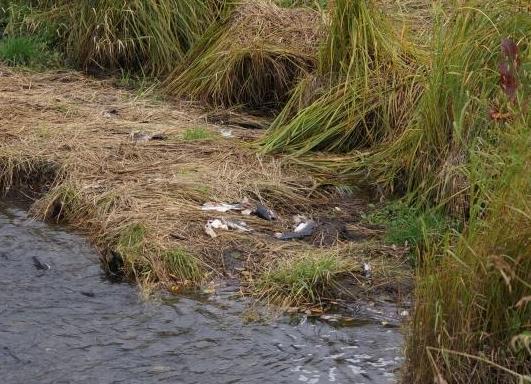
[
  {"xmin": 499, "ymin": 63, "xmax": 517, "ymax": 100},
  {"xmin": 501, "ymin": 38, "xmax": 519, "ymax": 66}
]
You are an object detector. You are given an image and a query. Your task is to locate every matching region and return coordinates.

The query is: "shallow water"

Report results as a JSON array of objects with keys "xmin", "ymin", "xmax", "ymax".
[{"xmin": 0, "ymin": 200, "xmax": 404, "ymax": 384}]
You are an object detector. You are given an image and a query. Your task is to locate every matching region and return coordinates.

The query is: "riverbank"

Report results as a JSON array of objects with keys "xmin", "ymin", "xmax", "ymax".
[
  {"xmin": 2, "ymin": 1, "xmax": 528, "ymax": 382},
  {"xmin": 0, "ymin": 199, "xmax": 406, "ymax": 384},
  {"xmin": 0, "ymin": 65, "xmax": 411, "ymax": 308}
]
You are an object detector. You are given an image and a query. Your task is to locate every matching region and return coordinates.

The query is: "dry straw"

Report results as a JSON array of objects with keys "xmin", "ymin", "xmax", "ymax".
[{"xmin": 164, "ymin": 1, "xmax": 323, "ymax": 112}]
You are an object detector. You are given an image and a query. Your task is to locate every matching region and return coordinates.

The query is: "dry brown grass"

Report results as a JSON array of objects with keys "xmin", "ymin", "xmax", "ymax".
[
  {"xmin": 0, "ymin": 65, "xmax": 410, "ymax": 304},
  {"xmin": 164, "ymin": 1, "xmax": 323, "ymax": 112}
]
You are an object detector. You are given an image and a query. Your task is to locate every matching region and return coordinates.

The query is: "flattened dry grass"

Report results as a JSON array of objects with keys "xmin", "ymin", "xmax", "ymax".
[
  {"xmin": 164, "ymin": 1, "xmax": 323, "ymax": 112},
  {"xmin": 0, "ymin": 66, "xmax": 409, "ymax": 302}
]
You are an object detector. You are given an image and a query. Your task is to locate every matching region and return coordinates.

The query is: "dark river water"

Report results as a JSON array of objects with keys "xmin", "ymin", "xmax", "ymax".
[{"xmin": 0, "ymin": 200, "xmax": 404, "ymax": 384}]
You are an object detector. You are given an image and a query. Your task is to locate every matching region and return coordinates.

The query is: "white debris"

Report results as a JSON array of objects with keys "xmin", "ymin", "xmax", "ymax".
[
  {"xmin": 209, "ymin": 219, "xmax": 229, "ymax": 230},
  {"xmin": 204, "ymin": 223, "xmax": 218, "ymax": 238},
  {"xmin": 363, "ymin": 263, "xmax": 372, "ymax": 279},
  {"xmin": 220, "ymin": 128, "xmax": 233, "ymax": 138},
  {"xmin": 400, "ymin": 310, "xmax": 410, "ymax": 318}
]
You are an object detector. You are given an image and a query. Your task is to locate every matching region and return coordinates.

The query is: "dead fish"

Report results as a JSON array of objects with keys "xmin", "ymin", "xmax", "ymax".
[
  {"xmin": 149, "ymin": 133, "xmax": 168, "ymax": 141},
  {"xmin": 275, "ymin": 219, "xmax": 317, "ymax": 241},
  {"xmin": 201, "ymin": 202, "xmax": 243, "ymax": 213},
  {"xmin": 204, "ymin": 218, "xmax": 252, "ymax": 238},
  {"xmin": 254, "ymin": 203, "xmax": 277, "ymax": 221},
  {"xmin": 80, "ymin": 291, "xmax": 96, "ymax": 298},
  {"xmin": 130, "ymin": 131, "xmax": 168, "ymax": 143},
  {"xmin": 32, "ymin": 256, "xmax": 50, "ymax": 271},
  {"xmin": 102, "ymin": 108, "xmax": 119, "ymax": 118},
  {"xmin": 130, "ymin": 132, "xmax": 151, "ymax": 143}
]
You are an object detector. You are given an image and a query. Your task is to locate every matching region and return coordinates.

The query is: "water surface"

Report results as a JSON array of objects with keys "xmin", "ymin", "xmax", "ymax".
[{"xmin": 0, "ymin": 200, "xmax": 403, "ymax": 384}]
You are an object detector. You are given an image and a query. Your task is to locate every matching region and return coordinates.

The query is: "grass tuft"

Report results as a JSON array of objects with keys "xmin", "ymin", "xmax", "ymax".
[
  {"xmin": 182, "ymin": 127, "xmax": 213, "ymax": 141},
  {"xmin": 163, "ymin": 248, "xmax": 203, "ymax": 284},
  {"xmin": 255, "ymin": 251, "xmax": 355, "ymax": 307},
  {"xmin": 0, "ymin": 35, "xmax": 61, "ymax": 67}
]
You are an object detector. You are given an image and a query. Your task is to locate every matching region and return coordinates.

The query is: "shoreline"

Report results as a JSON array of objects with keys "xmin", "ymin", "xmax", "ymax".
[{"xmin": 0, "ymin": 65, "xmax": 412, "ymax": 310}]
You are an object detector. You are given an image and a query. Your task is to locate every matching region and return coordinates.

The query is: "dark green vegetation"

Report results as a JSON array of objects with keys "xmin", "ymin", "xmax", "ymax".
[
  {"xmin": 365, "ymin": 201, "xmax": 455, "ymax": 262},
  {"xmin": 1, "ymin": 0, "xmax": 529, "ymax": 382}
]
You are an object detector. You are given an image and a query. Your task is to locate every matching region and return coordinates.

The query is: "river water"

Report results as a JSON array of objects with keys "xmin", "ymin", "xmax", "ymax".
[{"xmin": 0, "ymin": 200, "xmax": 404, "ymax": 384}]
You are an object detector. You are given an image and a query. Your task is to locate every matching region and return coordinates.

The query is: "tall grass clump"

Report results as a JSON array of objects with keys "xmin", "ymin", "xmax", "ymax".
[
  {"xmin": 261, "ymin": 0, "xmax": 421, "ymax": 152},
  {"xmin": 403, "ymin": 4, "xmax": 531, "ymax": 381},
  {"xmin": 407, "ymin": 106, "xmax": 530, "ymax": 383},
  {"xmin": 164, "ymin": 0, "xmax": 322, "ymax": 112},
  {"xmin": 163, "ymin": 248, "xmax": 203, "ymax": 284},
  {"xmin": 354, "ymin": 2, "xmax": 529, "ymax": 215},
  {"xmin": 3, "ymin": 0, "xmax": 220, "ymax": 76}
]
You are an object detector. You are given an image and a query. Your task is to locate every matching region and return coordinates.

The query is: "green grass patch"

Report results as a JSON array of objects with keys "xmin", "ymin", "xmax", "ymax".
[
  {"xmin": 365, "ymin": 200, "xmax": 455, "ymax": 252},
  {"xmin": 182, "ymin": 127, "xmax": 213, "ymax": 141},
  {"xmin": 163, "ymin": 248, "xmax": 203, "ymax": 283},
  {"xmin": 256, "ymin": 252, "xmax": 354, "ymax": 306},
  {"xmin": 116, "ymin": 223, "xmax": 146, "ymax": 257},
  {"xmin": 0, "ymin": 35, "xmax": 63, "ymax": 68}
]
